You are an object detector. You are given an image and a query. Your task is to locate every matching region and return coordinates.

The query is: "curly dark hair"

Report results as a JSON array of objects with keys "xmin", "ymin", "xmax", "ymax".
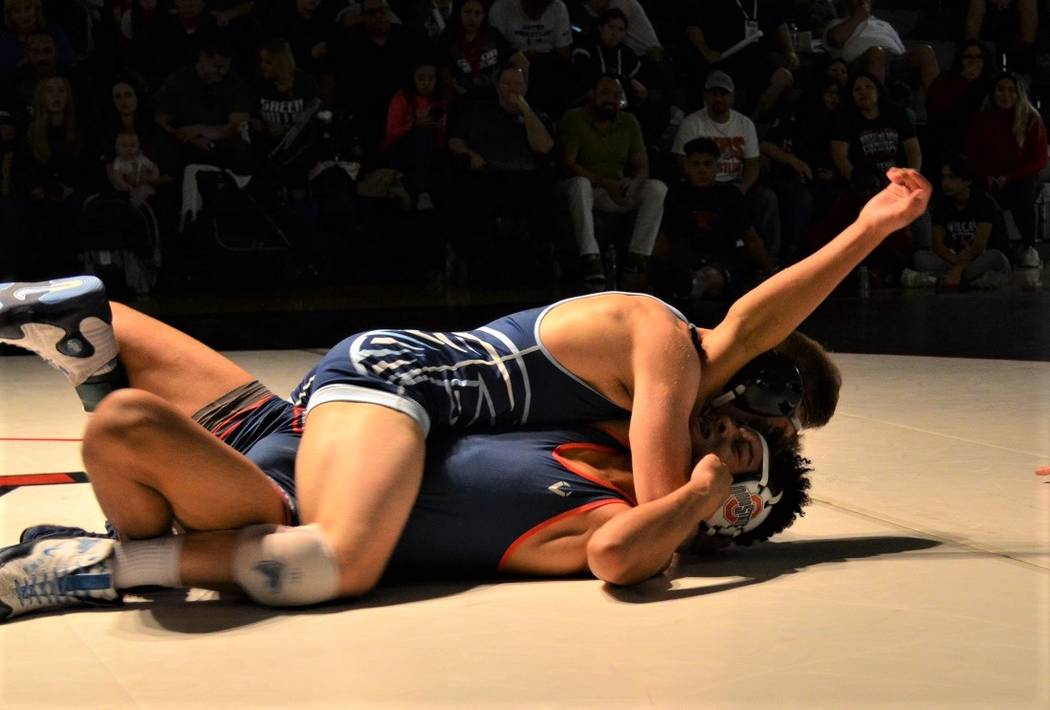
[{"xmin": 731, "ymin": 426, "xmax": 813, "ymax": 547}]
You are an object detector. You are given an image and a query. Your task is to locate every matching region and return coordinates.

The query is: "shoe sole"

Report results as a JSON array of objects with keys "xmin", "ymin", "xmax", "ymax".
[{"xmin": 0, "ymin": 277, "xmax": 111, "ymax": 360}]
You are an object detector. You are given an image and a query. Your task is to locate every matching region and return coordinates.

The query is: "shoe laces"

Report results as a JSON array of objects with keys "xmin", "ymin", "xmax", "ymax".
[{"xmin": 14, "ymin": 564, "xmax": 102, "ymax": 608}]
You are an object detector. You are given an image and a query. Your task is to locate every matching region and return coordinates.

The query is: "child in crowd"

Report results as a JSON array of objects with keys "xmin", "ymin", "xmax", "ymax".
[
  {"xmin": 656, "ymin": 138, "xmax": 774, "ymax": 299},
  {"xmin": 383, "ymin": 59, "xmax": 448, "ymax": 211},
  {"xmin": 109, "ymin": 131, "xmax": 160, "ymax": 206},
  {"xmin": 905, "ymin": 154, "xmax": 1012, "ymax": 288}
]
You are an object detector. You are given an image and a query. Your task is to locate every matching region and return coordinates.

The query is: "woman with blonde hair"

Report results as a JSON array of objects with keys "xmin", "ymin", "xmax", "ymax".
[
  {"xmin": 249, "ymin": 37, "xmax": 321, "ymax": 185},
  {"xmin": 0, "ymin": 0, "xmax": 76, "ymax": 71},
  {"xmin": 11, "ymin": 76, "xmax": 99, "ymax": 275},
  {"xmin": 965, "ymin": 71, "xmax": 1048, "ymax": 264}
]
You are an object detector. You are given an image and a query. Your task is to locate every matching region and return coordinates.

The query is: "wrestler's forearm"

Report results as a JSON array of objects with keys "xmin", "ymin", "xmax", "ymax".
[
  {"xmin": 587, "ymin": 471, "xmax": 726, "ymax": 586},
  {"xmin": 720, "ymin": 217, "xmax": 880, "ymax": 359}
]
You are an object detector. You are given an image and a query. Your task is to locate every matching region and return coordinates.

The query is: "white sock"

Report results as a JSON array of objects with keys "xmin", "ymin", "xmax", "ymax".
[{"xmin": 112, "ymin": 537, "xmax": 183, "ymax": 590}]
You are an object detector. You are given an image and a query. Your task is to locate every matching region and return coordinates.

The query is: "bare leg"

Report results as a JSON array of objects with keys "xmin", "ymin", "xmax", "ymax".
[
  {"xmin": 294, "ymin": 403, "xmax": 426, "ymax": 597},
  {"xmin": 81, "ymin": 389, "xmax": 287, "ymax": 539},
  {"xmin": 110, "ymin": 303, "xmax": 255, "ymax": 418}
]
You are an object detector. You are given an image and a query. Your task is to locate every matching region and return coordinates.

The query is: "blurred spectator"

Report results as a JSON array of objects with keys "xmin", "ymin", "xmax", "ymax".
[
  {"xmin": 965, "ymin": 71, "xmax": 1047, "ymax": 263},
  {"xmin": 671, "ymin": 71, "xmax": 781, "ymax": 262},
  {"xmin": 656, "ymin": 137, "xmax": 773, "ymax": 299},
  {"xmin": 569, "ymin": 0, "xmax": 663, "ymax": 60},
  {"xmin": 682, "ymin": 0, "xmax": 797, "ymax": 118},
  {"xmin": 925, "ymin": 39, "xmax": 994, "ymax": 176},
  {"xmin": 447, "ymin": 65, "xmax": 554, "ymax": 267},
  {"xmin": 908, "ymin": 154, "xmax": 1011, "ymax": 288},
  {"xmin": 831, "ymin": 71, "xmax": 921, "ymax": 189},
  {"xmin": 761, "ymin": 75, "xmax": 845, "ymax": 261},
  {"xmin": 334, "ymin": 0, "xmax": 401, "ymax": 28},
  {"xmin": 109, "ymin": 130, "xmax": 163, "ymax": 206},
  {"xmin": 119, "ymin": 0, "xmax": 170, "ymax": 45},
  {"xmin": 154, "ymin": 30, "xmax": 254, "ymax": 174},
  {"xmin": 5, "ymin": 31, "xmax": 97, "ymax": 136},
  {"xmin": 824, "ymin": 0, "xmax": 939, "ymax": 91},
  {"xmin": 824, "ymin": 56, "xmax": 849, "ymax": 89},
  {"xmin": 402, "ymin": 0, "xmax": 455, "ymax": 41},
  {"xmin": 965, "ymin": 0, "xmax": 1038, "ymax": 73},
  {"xmin": 264, "ymin": 0, "xmax": 339, "ymax": 78},
  {"xmin": 438, "ymin": 0, "xmax": 527, "ymax": 100},
  {"xmin": 382, "ymin": 57, "xmax": 448, "ymax": 210},
  {"xmin": 488, "ymin": 0, "xmax": 573, "ymax": 111},
  {"xmin": 0, "ymin": 0, "xmax": 76, "ymax": 73},
  {"xmin": 816, "ymin": 71, "xmax": 919, "ymax": 283},
  {"xmin": 11, "ymin": 75, "xmax": 99, "ymax": 275},
  {"xmin": 128, "ymin": 0, "xmax": 217, "ymax": 92},
  {"xmin": 557, "ymin": 74, "xmax": 666, "ymax": 286},
  {"xmin": 104, "ymin": 77, "xmax": 174, "ymax": 190},
  {"xmin": 250, "ymin": 37, "xmax": 320, "ymax": 146},
  {"xmin": 327, "ymin": 0, "xmax": 413, "ymax": 161},
  {"xmin": 571, "ymin": 8, "xmax": 644, "ymax": 103},
  {"xmin": 205, "ymin": 0, "xmax": 265, "ymax": 78}
]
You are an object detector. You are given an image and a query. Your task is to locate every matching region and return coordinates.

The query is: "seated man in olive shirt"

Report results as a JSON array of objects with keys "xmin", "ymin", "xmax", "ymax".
[{"xmin": 557, "ymin": 74, "xmax": 667, "ymax": 286}]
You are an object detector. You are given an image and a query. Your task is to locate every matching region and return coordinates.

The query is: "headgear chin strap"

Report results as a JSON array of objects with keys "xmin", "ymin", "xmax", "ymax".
[
  {"xmin": 707, "ymin": 351, "xmax": 804, "ymax": 432},
  {"xmin": 699, "ymin": 429, "xmax": 783, "ymax": 538}
]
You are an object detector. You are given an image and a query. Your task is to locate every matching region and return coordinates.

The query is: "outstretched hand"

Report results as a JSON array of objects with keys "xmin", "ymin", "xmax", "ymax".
[{"xmin": 857, "ymin": 168, "xmax": 932, "ymax": 237}]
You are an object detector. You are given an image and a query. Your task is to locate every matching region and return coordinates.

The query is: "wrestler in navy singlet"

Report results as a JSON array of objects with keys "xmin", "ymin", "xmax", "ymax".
[
  {"xmin": 387, "ymin": 426, "xmax": 634, "ymax": 575},
  {"xmin": 289, "ymin": 293, "xmax": 692, "ymax": 434}
]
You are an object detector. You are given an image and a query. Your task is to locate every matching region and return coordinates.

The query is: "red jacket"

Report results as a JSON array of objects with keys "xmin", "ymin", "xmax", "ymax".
[
  {"xmin": 965, "ymin": 108, "xmax": 1048, "ymax": 182},
  {"xmin": 383, "ymin": 90, "xmax": 448, "ymax": 152}
]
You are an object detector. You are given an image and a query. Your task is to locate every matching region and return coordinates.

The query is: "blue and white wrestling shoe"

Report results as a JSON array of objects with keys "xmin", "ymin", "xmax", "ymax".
[
  {"xmin": 0, "ymin": 537, "xmax": 120, "ymax": 621},
  {"xmin": 0, "ymin": 276, "xmax": 123, "ymax": 410},
  {"xmin": 19, "ymin": 522, "xmax": 118, "ymax": 544}
]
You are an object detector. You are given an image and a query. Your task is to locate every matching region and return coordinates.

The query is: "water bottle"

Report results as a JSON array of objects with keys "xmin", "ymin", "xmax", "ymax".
[
  {"xmin": 858, "ymin": 265, "xmax": 870, "ymax": 298},
  {"xmin": 603, "ymin": 243, "xmax": 618, "ymax": 290}
]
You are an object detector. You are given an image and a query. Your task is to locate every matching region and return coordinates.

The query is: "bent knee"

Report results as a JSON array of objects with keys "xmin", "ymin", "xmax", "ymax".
[{"xmin": 83, "ymin": 389, "xmax": 173, "ymax": 462}]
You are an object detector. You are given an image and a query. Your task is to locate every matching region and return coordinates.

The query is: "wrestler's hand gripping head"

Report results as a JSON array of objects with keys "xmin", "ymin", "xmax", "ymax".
[{"xmin": 700, "ymin": 428, "xmax": 782, "ymax": 538}]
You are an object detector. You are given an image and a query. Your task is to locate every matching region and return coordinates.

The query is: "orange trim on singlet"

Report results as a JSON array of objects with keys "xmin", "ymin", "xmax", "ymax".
[
  {"xmin": 496, "ymin": 499, "xmax": 625, "ymax": 572},
  {"xmin": 212, "ymin": 394, "xmax": 276, "ymax": 442},
  {"xmin": 551, "ymin": 442, "xmax": 637, "ymax": 506},
  {"xmin": 590, "ymin": 422, "xmax": 629, "ymax": 449}
]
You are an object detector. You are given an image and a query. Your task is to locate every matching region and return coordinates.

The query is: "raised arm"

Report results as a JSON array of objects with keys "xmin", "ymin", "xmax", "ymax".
[{"xmin": 699, "ymin": 168, "xmax": 931, "ymax": 395}]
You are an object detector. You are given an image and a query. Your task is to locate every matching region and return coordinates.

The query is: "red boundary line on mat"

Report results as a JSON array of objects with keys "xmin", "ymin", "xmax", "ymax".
[
  {"xmin": 0, "ymin": 472, "xmax": 89, "ymax": 497},
  {"xmin": 0, "ymin": 437, "xmax": 83, "ymax": 442}
]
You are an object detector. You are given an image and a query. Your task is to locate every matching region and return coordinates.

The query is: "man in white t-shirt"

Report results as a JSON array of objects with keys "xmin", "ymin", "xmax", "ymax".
[
  {"xmin": 671, "ymin": 71, "xmax": 781, "ymax": 261},
  {"xmin": 824, "ymin": 0, "xmax": 939, "ymax": 89},
  {"xmin": 489, "ymin": 0, "xmax": 573, "ymax": 109}
]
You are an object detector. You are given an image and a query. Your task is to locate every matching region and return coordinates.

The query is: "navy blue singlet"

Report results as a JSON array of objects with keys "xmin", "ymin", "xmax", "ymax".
[
  {"xmin": 289, "ymin": 292, "xmax": 691, "ymax": 434},
  {"xmin": 387, "ymin": 426, "xmax": 634, "ymax": 575}
]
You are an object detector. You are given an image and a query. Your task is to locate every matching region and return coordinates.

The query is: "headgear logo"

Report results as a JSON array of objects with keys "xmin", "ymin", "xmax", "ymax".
[{"xmin": 723, "ymin": 486, "xmax": 763, "ymax": 528}]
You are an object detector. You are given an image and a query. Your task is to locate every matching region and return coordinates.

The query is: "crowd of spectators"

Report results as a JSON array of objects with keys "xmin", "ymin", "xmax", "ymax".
[{"xmin": 1, "ymin": 0, "xmax": 1048, "ymax": 295}]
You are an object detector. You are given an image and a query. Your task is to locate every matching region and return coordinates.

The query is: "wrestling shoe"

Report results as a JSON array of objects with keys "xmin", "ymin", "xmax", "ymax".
[
  {"xmin": 20, "ymin": 521, "xmax": 118, "ymax": 544},
  {"xmin": 0, "ymin": 276, "xmax": 124, "ymax": 411},
  {"xmin": 0, "ymin": 536, "xmax": 120, "ymax": 621}
]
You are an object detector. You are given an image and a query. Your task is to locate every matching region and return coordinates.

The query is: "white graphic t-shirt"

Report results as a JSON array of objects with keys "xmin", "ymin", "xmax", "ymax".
[
  {"xmin": 488, "ymin": 0, "xmax": 572, "ymax": 54},
  {"xmin": 671, "ymin": 109, "xmax": 760, "ymax": 183}
]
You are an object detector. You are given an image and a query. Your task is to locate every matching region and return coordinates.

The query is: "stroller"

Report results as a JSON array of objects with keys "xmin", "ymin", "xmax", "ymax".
[{"xmin": 78, "ymin": 192, "xmax": 161, "ymax": 295}]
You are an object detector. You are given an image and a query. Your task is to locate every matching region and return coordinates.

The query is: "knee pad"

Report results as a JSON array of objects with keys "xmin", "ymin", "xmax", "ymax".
[{"xmin": 231, "ymin": 524, "xmax": 340, "ymax": 607}]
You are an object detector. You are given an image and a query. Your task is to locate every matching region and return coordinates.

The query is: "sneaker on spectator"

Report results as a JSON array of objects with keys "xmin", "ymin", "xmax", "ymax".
[
  {"xmin": 580, "ymin": 254, "xmax": 605, "ymax": 284},
  {"xmin": 416, "ymin": 192, "xmax": 435, "ymax": 212},
  {"xmin": 1020, "ymin": 246, "xmax": 1043, "ymax": 288},
  {"xmin": 970, "ymin": 271, "xmax": 1009, "ymax": 289},
  {"xmin": 900, "ymin": 268, "xmax": 937, "ymax": 288}
]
